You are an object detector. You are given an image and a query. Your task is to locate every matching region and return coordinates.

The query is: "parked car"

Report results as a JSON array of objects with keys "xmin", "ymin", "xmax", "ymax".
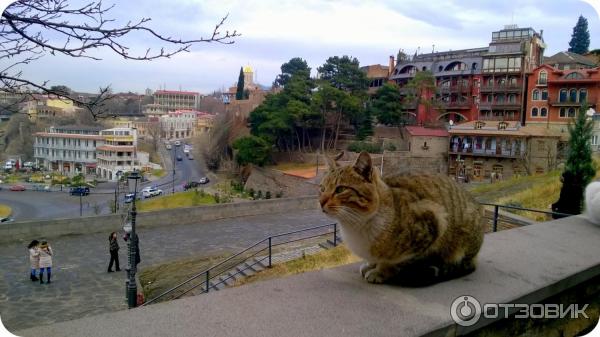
[
  {"xmin": 183, "ymin": 181, "xmax": 201, "ymax": 190},
  {"xmin": 70, "ymin": 186, "xmax": 90, "ymax": 196},
  {"xmin": 142, "ymin": 187, "xmax": 163, "ymax": 198},
  {"xmin": 188, "ymin": 154, "xmax": 194, "ymax": 160},
  {"xmin": 176, "ymin": 155, "xmax": 183, "ymax": 161},
  {"xmin": 166, "ymin": 144, "xmax": 172, "ymax": 150},
  {"xmin": 9, "ymin": 185, "xmax": 25, "ymax": 191},
  {"xmin": 199, "ymin": 177, "xmax": 209, "ymax": 184},
  {"xmin": 23, "ymin": 161, "xmax": 34, "ymax": 168},
  {"xmin": 174, "ymin": 140, "xmax": 181, "ymax": 146},
  {"xmin": 0, "ymin": 217, "xmax": 14, "ymax": 223}
]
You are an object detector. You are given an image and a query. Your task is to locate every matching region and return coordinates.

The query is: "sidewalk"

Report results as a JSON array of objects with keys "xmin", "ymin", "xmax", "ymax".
[{"xmin": 0, "ymin": 209, "xmax": 330, "ymax": 332}]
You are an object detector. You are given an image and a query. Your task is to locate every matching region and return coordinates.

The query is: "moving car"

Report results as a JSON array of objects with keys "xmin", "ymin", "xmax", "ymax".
[
  {"xmin": 188, "ymin": 154, "xmax": 194, "ymax": 160},
  {"xmin": 183, "ymin": 181, "xmax": 201, "ymax": 190},
  {"xmin": 70, "ymin": 186, "xmax": 90, "ymax": 196},
  {"xmin": 174, "ymin": 140, "xmax": 181, "ymax": 146},
  {"xmin": 9, "ymin": 184, "xmax": 25, "ymax": 191},
  {"xmin": 142, "ymin": 187, "xmax": 163, "ymax": 198},
  {"xmin": 176, "ymin": 155, "xmax": 183, "ymax": 161},
  {"xmin": 166, "ymin": 144, "xmax": 172, "ymax": 150},
  {"xmin": 124, "ymin": 193, "xmax": 138, "ymax": 203},
  {"xmin": 199, "ymin": 177, "xmax": 209, "ymax": 184}
]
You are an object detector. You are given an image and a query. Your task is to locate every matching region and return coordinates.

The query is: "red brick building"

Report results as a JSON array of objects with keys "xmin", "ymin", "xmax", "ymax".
[{"xmin": 525, "ymin": 64, "xmax": 600, "ymax": 134}]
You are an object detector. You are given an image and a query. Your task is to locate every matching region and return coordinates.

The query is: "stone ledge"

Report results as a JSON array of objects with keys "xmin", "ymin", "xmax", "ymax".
[{"xmin": 14, "ymin": 216, "xmax": 600, "ymax": 337}]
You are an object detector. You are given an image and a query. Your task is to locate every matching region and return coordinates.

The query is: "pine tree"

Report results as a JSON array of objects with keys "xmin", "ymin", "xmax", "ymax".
[
  {"xmin": 236, "ymin": 67, "xmax": 245, "ymax": 100},
  {"xmin": 568, "ymin": 15, "xmax": 590, "ymax": 55},
  {"xmin": 552, "ymin": 104, "xmax": 596, "ymax": 218}
]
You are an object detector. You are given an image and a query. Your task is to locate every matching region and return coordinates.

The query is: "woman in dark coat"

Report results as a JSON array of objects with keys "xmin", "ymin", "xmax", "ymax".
[{"xmin": 107, "ymin": 232, "xmax": 120, "ymax": 272}]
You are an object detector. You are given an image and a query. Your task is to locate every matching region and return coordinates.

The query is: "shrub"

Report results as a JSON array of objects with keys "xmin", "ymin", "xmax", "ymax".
[{"xmin": 347, "ymin": 141, "xmax": 382, "ymax": 154}]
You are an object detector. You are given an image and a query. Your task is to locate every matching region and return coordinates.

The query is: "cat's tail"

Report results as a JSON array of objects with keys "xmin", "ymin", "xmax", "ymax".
[{"xmin": 392, "ymin": 257, "xmax": 477, "ymax": 287}]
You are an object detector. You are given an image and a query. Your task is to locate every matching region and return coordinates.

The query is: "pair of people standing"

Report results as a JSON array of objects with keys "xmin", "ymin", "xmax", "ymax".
[{"xmin": 27, "ymin": 240, "xmax": 53, "ymax": 284}]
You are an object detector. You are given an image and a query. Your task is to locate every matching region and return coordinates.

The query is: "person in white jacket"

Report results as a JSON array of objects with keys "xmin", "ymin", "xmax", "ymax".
[
  {"xmin": 38, "ymin": 241, "xmax": 53, "ymax": 284},
  {"xmin": 28, "ymin": 240, "xmax": 40, "ymax": 281}
]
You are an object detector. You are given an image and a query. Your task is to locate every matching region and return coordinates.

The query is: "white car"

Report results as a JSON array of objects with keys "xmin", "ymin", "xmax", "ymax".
[
  {"xmin": 142, "ymin": 187, "xmax": 163, "ymax": 198},
  {"xmin": 174, "ymin": 140, "xmax": 181, "ymax": 146}
]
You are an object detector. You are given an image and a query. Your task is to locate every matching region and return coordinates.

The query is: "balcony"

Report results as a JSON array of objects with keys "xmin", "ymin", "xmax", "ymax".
[
  {"xmin": 478, "ymin": 102, "xmax": 521, "ymax": 110},
  {"xmin": 438, "ymin": 84, "xmax": 471, "ymax": 93},
  {"xmin": 439, "ymin": 100, "xmax": 472, "ymax": 109},
  {"xmin": 479, "ymin": 84, "xmax": 522, "ymax": 93},
  {"xmin": 549, "ymin": 98, "xmax": 597, "ymax": 107},
  {"xmin": 449, "ymin": 147, "xmax": 521, "ymax": 158}
]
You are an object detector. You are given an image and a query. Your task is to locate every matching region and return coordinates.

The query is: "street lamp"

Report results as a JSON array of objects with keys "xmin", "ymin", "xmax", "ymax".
[
  {"xmin": 172, "ymin": 142, "xmax": 181, "ymax": 194},
  {"xmin": 114, "ymin": 171, "xmax": 123, "ymax": 213},
  {"xmin": 124, "ymin": 170, "xmax": 141, "ymax": 308}
]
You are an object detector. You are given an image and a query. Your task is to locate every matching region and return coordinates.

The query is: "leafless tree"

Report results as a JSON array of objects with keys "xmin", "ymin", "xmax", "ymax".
[
  {"xmin": 145, "ymin": 118, "xmax": 163, "ymax": 153},
  {"xmin": 0, "ymin": 0, "xmax": 239, "ymax": 118}
]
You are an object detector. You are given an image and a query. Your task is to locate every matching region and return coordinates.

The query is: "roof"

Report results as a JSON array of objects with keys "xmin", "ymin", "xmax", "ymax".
[
  {"xmin": 448, "ymin": 121, "xmax": 561, "ymax": 138},
  {"xmin": 544, "ymin": 51, "xmax": 597, "ymax": 67},
  {"xmin": 52, "ymin": 125, "xmax": 104, "ymax": 132},
  {"xmin": 154, "ymin": 90, "xmax": 200, "ymax": 96},
  {"xmin": 405, "ymin": 126, "xmax": 449, "ymax": 137}
]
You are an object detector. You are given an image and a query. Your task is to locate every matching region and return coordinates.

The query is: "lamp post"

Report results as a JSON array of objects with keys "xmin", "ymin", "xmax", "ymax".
[
  {"xmin": 172, "ymin": 142, "xmax": 180, "ymax": 194},
  {"xmin": 125, "ymin": 170, "xmax": 141, "ymax": 308},
  {"xmin": 114, "ymin": 171, "xmax": 122, "ymax": 213}
]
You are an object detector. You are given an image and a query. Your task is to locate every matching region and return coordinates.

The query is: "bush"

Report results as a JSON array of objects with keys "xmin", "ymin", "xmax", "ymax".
[
  {"xmin": 347, "ymin": 141, "xmax": 382, "ymax": 154},
  {"xmin": 385, "ymin": 143, "xmax": 397, "ymax": 151}
]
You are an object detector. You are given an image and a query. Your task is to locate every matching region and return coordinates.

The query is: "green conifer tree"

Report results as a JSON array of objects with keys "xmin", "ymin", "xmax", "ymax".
[
  {"xmin": 552, "ymin": 104, "xmax": 596, "ymax": 218},
  {"xmin": 568, "ymin": 15, "xmax": 590, "ymax": 54},
  {"xmin": 236, "ymin": 67, "xmax": 245, "ymax": 100}
]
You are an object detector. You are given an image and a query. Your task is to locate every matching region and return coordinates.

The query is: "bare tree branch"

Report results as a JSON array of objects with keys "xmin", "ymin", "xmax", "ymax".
[{"xmin": 0, "ymin": 0, "xmax": 240, "ymax": 118}]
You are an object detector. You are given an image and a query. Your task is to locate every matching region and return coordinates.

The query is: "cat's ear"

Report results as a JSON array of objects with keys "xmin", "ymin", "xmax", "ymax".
[
  {"xmin": 353, "ymin": 151, "xmax": 372, "ymax": 181},
  {"xmin": 326, "ymin": 151, "xmax": 344, "ymax": 170}
]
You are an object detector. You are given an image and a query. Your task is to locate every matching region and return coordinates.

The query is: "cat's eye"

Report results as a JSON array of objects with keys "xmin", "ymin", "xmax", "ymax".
[{"xmin": 335, "ymin": 186, "xmax": 346, "ymax": 194}]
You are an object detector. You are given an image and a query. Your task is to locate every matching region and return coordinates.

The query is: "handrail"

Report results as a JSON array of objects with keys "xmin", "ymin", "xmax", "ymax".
[
  {"xmin": 142, "ymin": 203, "xmax": 579, "ymax": 306},
  {"xmin": 142, "ymin": 222, "xmax": 337, "ymax": 306}
]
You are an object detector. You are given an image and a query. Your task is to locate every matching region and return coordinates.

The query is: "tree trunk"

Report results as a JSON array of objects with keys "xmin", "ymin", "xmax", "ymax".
[{"xmin": 333, "ymin": 110, "xmax": 342, "ymax": 150}]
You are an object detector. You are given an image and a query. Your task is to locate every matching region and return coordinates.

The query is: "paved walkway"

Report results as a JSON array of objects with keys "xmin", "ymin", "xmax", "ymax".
[{"xmin": 0, "ymin": 209, "xmax": 330, "ymax": 332}]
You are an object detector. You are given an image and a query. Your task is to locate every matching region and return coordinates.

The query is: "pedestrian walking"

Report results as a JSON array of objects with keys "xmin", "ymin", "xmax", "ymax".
[
  {"xmin": 107, "ymin": 232, "xmax": 121, "ymax": 272},
  {"xmin": 27, "ymin": 240, "xmax": 40, "ymax": 281},
  {"xmin": 38, "ymin": 241, "xmax": 53, "ymax": 284}
]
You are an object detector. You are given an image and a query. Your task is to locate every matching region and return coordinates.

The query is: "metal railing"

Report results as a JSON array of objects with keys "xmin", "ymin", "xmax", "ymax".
[
  {"xmin": 482, "ymin": 203, "xmax": 574, "ymax": 232},
  {"xmin": 142, "ymin": 222, "xmax": 339, "ymax": 306}
]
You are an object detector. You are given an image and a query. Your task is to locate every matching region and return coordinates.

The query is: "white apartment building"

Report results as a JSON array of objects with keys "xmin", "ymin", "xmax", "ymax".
[
  {"xmin": 34, "ymin": 126, "xmax": 104, "ymax": 175},
  {"xmin": 160, "ymin": 110, "xmax": 198, "ymax": 139}
]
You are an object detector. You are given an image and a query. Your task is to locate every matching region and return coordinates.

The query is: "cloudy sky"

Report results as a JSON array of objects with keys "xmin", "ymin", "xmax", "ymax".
[{"xmin": 2, "ymin": 0, "xmax": 600, "ymax": 95}]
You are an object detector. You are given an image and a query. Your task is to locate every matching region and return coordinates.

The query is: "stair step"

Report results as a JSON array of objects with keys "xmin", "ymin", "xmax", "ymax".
[{"xmin": 236, "ymin": 265, "xmax": 255, "ymax": 277}]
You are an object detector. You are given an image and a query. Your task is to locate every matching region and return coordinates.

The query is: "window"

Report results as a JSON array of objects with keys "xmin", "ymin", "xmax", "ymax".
[
  {"xmin": 497, "ymin": 78, "xmax": 506, "ymax": 86},
  {"xmin": 568, "ymin": 107, "xmax": 576, "ymax": 117},
  {"xmin": 591, "ymin": 135, "xmax": 598, "ymax": 146},
  {"xmin": 532, "ymin": 89, "xmax": 540, "ymax": 100},
  {"xmin": 532, "ymin": 107, "xmax": 539, "ymax": 117},
  {"xmin": 508, "ymin": 94, "xmax": 516, "ymax": 103},
  {"xmin": 579, "ymin": 89, "xmax": 587, "ymax": 102},
  {"xmin": 498, "ymin": 121, "xmax": 508, "ymax": 130},
  {"xmin": 559, "ymin": 89, "xmax": 567, "ymax": 102},
  {"xmin": 560, "ymin": 107, "xmax": 566, "ymax": 118},
  {"xmin": 486, "ymin": 94, "xmax": 493, "ymax": 103},
  {"xmin": 569, "ymin": 89, "xmax": 577, "ymax": 102},
  {"xmin": 496, "ymin": 94, "xmax": 505, "ymax": 103},
  {"xmin": 540, "ymin": 107, "xmax": 547, "ymax": 117},
  {"xmin": 475, "ymin": 121, "xmax": 485, "ymax": 129},
  {"xmin": 472, "ymin": 62, "xmax": 478, "ymax": 70},
  {"xmin": 538, "ymin": 71, "xmax": 547, "ymax": 84},
  {"xmin": 565, "ymin": 72, "xmax": 584, "ymax": 79},
  {"xmin": 541, "ymin": 89, "xmax": 548, "ymax": 100}
]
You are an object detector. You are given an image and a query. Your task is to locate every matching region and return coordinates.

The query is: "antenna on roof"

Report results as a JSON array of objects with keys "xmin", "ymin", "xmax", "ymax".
[{"xmin": 432, "ymin": 44, "xmax": 435, "ymax": 53}]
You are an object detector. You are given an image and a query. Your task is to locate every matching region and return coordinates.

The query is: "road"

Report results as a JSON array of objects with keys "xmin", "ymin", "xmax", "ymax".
[{"xmin": 0, "ymin": 140, "xmax": 211, "ymax": 221}]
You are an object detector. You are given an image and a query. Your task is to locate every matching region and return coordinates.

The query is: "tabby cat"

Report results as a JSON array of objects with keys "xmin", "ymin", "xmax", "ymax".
[{"xmin": 319, "ymin": 151, "xmax": 485, "ymax": 286}]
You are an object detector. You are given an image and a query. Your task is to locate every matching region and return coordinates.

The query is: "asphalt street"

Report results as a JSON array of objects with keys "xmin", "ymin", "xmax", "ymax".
[{"xmin": 0, "ymin": 140, "xmax": 211, "ymax": 221}]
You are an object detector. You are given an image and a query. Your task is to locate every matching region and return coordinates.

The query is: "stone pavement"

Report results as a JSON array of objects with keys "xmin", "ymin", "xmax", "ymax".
[{"xmin": 0, "ymin": 209, "xmax": 330, "ymax": 332}]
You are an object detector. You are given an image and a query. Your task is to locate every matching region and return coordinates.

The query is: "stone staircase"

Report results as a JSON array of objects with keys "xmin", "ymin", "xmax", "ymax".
[{"xmin": 186, "ymin": 238, "xmax": 343, "ymax": 296}]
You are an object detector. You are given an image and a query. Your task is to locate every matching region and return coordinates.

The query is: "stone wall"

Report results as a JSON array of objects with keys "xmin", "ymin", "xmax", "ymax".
[{"xmin": 0, "ymin": 196, "xmax": 319, "ymax": 243}]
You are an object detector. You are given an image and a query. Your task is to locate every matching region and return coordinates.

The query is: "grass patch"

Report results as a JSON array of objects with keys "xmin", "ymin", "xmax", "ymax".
[
  {"xmin": 234, "ymin": 244, "xmax": 361, "ymax": 287},
  {"xmin": 150, "ymin": 169, "xmax": 166, "ymax": 178},
  {"xmin": 137, "ymin": 190, "xmax": 216, "ymax": 212},
  {"xmin": 139, "ymin": 253, "xmax": 229, "ymax": 301},
  {"xmin": 0, "ymin": 204, "xmax": 12, "ymax": 218}
]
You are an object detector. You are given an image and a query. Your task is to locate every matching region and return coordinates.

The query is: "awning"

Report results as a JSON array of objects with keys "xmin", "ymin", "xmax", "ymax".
[{"xmin": 85, "ymin": 163, "xmax": 97, "ymax": 168}]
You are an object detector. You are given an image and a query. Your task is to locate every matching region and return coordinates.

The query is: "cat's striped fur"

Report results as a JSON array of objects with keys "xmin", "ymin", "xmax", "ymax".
[{"xmin": 319, "ymin": 151, "xmax": 485, "ymax": 286}]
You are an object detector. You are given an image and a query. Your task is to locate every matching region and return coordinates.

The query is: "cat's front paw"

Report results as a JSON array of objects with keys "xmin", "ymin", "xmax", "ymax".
[
  {"xmin": 364, "ymin": 269, "xmax": 388, "ymax": 284},
  {"xmin": 359, "ymin": 262, "xmax": 376, "ymax": 277}
]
